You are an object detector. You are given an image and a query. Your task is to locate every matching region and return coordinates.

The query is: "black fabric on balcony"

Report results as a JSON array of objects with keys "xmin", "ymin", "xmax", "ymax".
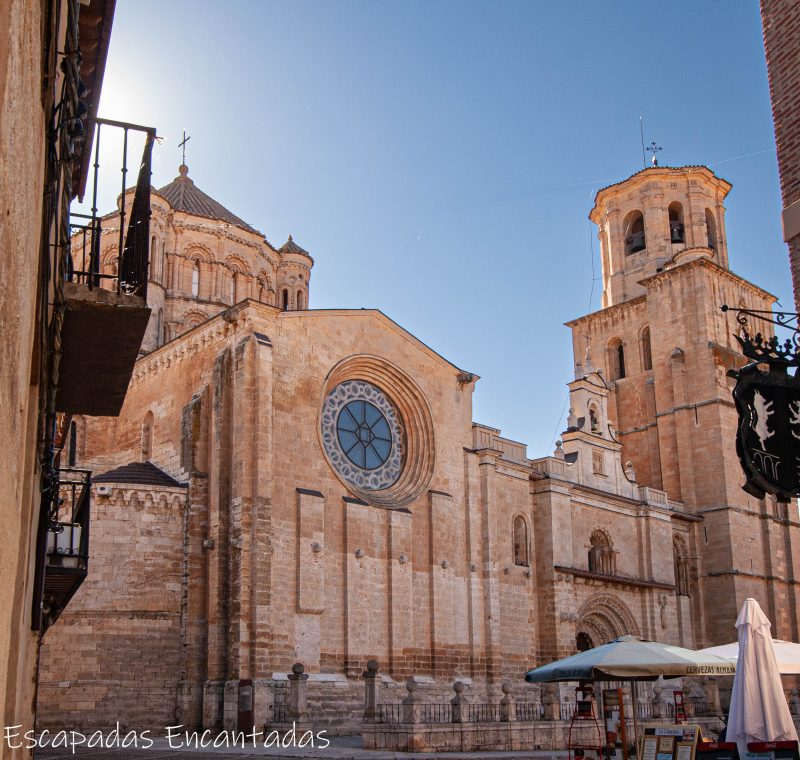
[{"xmin": 94, "ymin": 461, "xmax": 187, "ymax": 488}]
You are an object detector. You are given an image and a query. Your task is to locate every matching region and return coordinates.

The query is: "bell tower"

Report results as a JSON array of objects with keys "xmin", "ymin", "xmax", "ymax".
[
  {"xmin": 591, "ymin": 166, "xmax": 732, "ymax": 307},
  {"xmin": 566, "ymin": 164, "xmax": 797, "ymax": 648}
]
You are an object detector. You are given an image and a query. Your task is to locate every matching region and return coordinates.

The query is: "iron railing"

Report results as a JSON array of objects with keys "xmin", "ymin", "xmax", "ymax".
[
  {"xmin": 466, "ymin": 703, "xmax": 502, "ymax": 723},
  {"xmin": 271, "ymin": 703, "xmax": 288, "ymax": 723},
  {"xmin": 68, "ymin": 118, "xmax": 156, "ymax": 299},
  {"xmin": 46, "ymin": 468, "xmax": 91, "ymax": 570},
  {"xmin": 516, "ymin": 702, "xmax": 545, "ymax": 721}
]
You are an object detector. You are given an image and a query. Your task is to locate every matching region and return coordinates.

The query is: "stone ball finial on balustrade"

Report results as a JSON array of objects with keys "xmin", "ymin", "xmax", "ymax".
[
  {"xmin": 402, "ymin": 678, "xmax": 422, "ymax": 724},
  {"xmin": 500, "ymin": 682, "xmax": 516, "ymax": 722},
  {"xmin": 287, "ymin": 661, "xmax": 309, "ymax": 722},
  {"xmin": 451, "ymin": 681, "xmax": 469, "ymax": 723},
  {"xmin": 363, "ymin": 660, "xmax": 381, "ymax": 721}
]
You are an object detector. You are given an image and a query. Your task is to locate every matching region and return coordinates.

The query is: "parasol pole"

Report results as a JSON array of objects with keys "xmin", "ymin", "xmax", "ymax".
[{"xmin": 630, "ymin": 680, "xmax": 640, "ymax": 755}]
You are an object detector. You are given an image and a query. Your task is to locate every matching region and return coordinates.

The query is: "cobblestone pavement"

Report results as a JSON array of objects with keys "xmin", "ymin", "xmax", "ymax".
[{"xmin": 33, "ymin": 734, "xmax": 570, "ymax": 760}]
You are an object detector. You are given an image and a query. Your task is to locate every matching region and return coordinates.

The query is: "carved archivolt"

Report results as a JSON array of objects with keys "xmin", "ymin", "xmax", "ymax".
[
  {"xmin": 184, "ymin": 244, "xmax": 213, "ymax": 263},
  {"xmin": 576, "ymin": 592, "xmax": 640, "ymax": 646}
]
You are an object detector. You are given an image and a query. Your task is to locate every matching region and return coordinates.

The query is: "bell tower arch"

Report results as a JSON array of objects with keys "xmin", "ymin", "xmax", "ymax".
[{"xmin": 591, "ymin": 166, "xmax": 732, "ymax": 307}]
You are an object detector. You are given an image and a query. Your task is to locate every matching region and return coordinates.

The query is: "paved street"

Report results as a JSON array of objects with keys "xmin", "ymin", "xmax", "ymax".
[{"xmin": 34, "ymin": 735, "xmax": 569, "ymax": 760}]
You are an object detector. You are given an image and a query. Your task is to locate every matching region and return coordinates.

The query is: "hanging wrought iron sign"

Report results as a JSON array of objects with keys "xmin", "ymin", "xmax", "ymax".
[{"xmin": 722, "ymin": 305, "xmax": 800, "ymax": 502}]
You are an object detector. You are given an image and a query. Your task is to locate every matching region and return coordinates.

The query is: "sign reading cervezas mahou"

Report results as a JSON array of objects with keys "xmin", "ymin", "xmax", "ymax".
[{"xmin": 724, "ymin": 304, "xmax": 800, "ymax": 501}]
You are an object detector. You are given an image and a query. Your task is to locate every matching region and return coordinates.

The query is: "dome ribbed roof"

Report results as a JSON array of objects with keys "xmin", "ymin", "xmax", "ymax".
[{"xmin": 155, "ymin": 165, "xmax": 261, "ymax": 235}]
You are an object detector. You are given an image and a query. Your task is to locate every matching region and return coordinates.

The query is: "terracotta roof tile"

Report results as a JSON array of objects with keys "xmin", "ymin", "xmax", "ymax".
[
  {"xmin": 94, "ymin": 461, "xmax": 187, "ymax": 488},
  {"xmin": 156, "ymin": 165, "xmax": 261, "ymax": 235}
]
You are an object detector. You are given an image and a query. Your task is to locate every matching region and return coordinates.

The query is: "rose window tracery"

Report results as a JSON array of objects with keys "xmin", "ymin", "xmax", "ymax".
[{"xmin": 321, "ymin": 380, "xmax": 404, "ymax": 491}]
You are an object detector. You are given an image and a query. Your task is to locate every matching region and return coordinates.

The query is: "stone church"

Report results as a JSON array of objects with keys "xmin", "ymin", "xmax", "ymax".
[{"xmin": 37, "ymin": 162, "xmax": 798, "ymax": 732}]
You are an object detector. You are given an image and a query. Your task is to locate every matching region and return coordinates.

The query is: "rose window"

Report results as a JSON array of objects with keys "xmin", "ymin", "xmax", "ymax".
[{"xmin": 321, "ymin": 380, "xmax": 404, "ymax": 491}]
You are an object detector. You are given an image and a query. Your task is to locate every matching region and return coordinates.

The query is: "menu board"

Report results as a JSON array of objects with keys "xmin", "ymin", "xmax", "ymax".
[
  {"xmin": 696, "ymin": 742, "xmax": 740, "ymax": 760},
  {"xmin": 746, "ymin": 741, "xmax": 800, "ymax": 760},
  {"xmin": 639, "ymin": 723, "xmax": 701, "ymax": 760}
]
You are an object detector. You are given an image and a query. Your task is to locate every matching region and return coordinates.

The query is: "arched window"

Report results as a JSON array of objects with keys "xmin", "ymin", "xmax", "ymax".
[
  {"xmin": 623, "ymin": 210, "xmax": 646, "ymax": 255},
  {"xmin": 588, "ymin": 404, "xmax": 600, "ymax": 434},
  {"xmin": 297, "ymin": 290, "xmax": 305, "ymax": 310},
  {"xmin": 641, "ymin": 326, "xmax": 652, "ymax": 371},
  {"xmin": 668, "ymin": 202, "xmax": 684, "ymax": 244},
  {"xmin": 608, "ymin": 338, "xmax": 626, "ymax": 380},
  {"xmin": 230, "ymin": 273, "xmax": 237, "ymax": 304},
  {"xmin": 588, "ymin": 529, "xmax": 615, "ymax": 575},
  {"xmin": 282, "ymin": 289, "xmax": 289, "ymax": 310},
  {"xmin": 68, "ymin": 420, "xmax": 77, "ymax": 467},
  {"xmin": 150, "ymin": 235, "xmax": 158, "ymax": 277},
  {"xmin": 705, "ymin": 209, "xmax": 717, "ymax": 251},
  {"xmin": 673, "ymin": 536, "xmax": 690, "ymax": 596},
  {"xmin": 191, "ymin": 264, "xmax": 200, "ymax": 297},
  {"xmin": 141, "ymin": 411, "xmax": 154, "ymax": 461},
  {"xmin": 513, "ymin": 515, "xmax": 529, "ymax": 567}
]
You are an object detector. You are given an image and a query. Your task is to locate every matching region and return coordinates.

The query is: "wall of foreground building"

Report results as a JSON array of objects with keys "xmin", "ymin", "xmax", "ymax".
[{"xmin": 0, "ymin": 1, "xmax": 48, "ymax": 756}]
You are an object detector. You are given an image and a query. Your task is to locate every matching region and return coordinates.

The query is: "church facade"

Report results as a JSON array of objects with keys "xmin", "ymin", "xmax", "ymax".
[{"xmin": 37, "ymin": 163, "xmax": 799, "ymax": 732}]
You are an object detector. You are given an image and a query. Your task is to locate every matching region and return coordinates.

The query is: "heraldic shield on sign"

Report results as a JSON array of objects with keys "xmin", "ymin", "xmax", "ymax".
[{"xmin": 724, "ymin": 305, "xmax": 800, "ymax": 502}]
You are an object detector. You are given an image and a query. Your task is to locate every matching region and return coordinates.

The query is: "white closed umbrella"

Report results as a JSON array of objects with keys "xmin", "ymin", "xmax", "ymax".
[{"xmin": 726, "ymin": 598, "xmax": 798, "ymax": 759}]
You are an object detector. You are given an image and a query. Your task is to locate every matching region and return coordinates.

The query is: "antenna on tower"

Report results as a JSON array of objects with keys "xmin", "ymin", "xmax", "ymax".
[{"xmin": 640, "ymin": 117, "xmax": 646, "ymax": 169}]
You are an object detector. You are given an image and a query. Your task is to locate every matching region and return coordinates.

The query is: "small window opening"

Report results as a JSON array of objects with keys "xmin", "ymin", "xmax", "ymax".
[
  {"xmin": 141, "ymin": 412, "xmax": 154, "ymax": 461},
  {"xmin": 513, "ymin": 516, "xmax": 529, "ymax": 567},
  {"xmin": 642, "ymin": 326, "xmax": 652, "ymax": 371},
  {"xmin": 705, "ymin": 209, "xmax": 717, "ymax": 251},
  {"xmin": 668, "ymin": 202, "xmax": 684, "ymax": 244},
  {"xmin": 624, "ymin": 211, "xmax": 646, "ymax": 254},
  {"xmin": 68, "ymin": 421, "xmax": 77, "ymax": 467},
  {"xmin": 608, "ymin": 338, "xmax": 626, "ymax": 380},
  {"xmin": 589, "ymin": 405, "xmax": 600, "ymax": 434}
]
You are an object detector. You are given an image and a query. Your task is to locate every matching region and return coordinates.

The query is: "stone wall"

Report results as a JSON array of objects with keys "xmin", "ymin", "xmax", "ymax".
[
  {"xmin": 0, "ymin": 0, "xmax": 48, "ymax": 756},
  {"xmin": 37, "ymin": 484, "xmax": 188, "ymax": 730},
  {"xmin": 762, "ymin": 0, "xmax": 800, "ymax": 311}
]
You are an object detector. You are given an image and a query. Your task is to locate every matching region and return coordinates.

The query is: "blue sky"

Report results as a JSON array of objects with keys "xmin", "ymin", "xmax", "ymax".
[{"xmin": 95, "ymin": 0, "xmax": 791, "ymax": 456}]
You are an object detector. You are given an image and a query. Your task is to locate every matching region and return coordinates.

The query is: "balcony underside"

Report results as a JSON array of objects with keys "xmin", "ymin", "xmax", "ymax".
[
  {"xmin": 55, "ymin": 282, "xmax": 150, "ymax": 416},
  {"xmin": 42, "ymin": 564, "xmax": 87, "ymax": 631}
]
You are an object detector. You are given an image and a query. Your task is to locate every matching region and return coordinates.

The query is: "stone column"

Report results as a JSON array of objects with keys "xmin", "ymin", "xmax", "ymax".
[
  {"xmin": 287, "ymin": 662, "xmax": 309, "ymax": 723},
  {"xmin": 402, "ymin": 678, "xmax": 422, "ymax": 724},
  {"xmin": 500, "ymin": 682, "xmax": 516, "ymax": 722},
  {"xmin": 363, "ymin": 659, "xmax": 381, "ymax": 722},
  {"xmin": 451, "ymin": 681, "xmax": 468, "ymax": 723}
]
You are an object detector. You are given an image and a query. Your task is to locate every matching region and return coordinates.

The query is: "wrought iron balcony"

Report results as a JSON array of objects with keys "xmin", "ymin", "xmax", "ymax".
[
  {"xmin": 41, "ymin": 468, "xmax": 91, "ymax": 631},
  {"xmin": 56, "ymin": 118, "xmax": 155, "ymax": 416}
]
